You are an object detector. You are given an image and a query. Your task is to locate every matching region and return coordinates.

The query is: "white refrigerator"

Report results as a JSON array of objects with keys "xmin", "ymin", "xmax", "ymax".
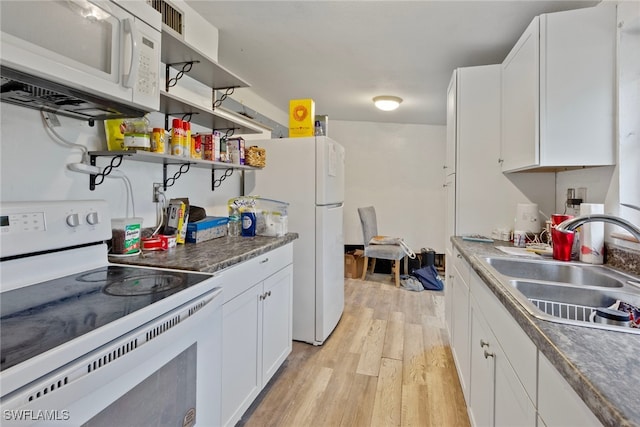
[{"xmin": 244, "ymin": 136, "xmax": 345, "ymax": 345}]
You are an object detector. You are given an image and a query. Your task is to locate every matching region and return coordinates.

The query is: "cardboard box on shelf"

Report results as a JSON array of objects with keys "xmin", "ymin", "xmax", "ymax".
[
  {"xmin": 289, "ymin": 99, "xmax": 315, "ymax": 138},
  {"xmin": 344, "ymin": 249, "xmax": 365, "ymax": 279}
]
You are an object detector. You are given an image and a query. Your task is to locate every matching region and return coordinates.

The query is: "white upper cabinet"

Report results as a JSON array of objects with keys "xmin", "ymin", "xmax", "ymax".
[
  {"xmin": 501, "ymin": 4, "xmax": 617, "ymax": 172},
  {"xmin": 618, "ymin": 2, "xmax": 640, "ymax": 212}
]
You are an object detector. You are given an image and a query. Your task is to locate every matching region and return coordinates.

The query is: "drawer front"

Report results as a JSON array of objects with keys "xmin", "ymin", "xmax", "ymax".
[
  {"xmin": 469, "ymin": 268, "xmax": 537, "ymax": 402},
  {"xmin": 220, "ymin": 243, "xmax": 293, "ymax": 303}
]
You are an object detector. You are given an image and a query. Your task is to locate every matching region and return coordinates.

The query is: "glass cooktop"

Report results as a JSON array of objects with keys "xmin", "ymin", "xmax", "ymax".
[{"xmin": 0, "ymin": 265, "xmax": 212, "ymax": 371}]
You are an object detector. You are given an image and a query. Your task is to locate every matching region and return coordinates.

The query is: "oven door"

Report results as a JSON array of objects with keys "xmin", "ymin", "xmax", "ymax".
[{"xmin": 1, "ymin": 287, "xmax": 222, "ymax": 427}]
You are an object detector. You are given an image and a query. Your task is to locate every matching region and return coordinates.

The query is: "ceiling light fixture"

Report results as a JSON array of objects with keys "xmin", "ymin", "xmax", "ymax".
[{"xmin": 373, "ymin": 95, "xmax": 402, "ymax": 111}]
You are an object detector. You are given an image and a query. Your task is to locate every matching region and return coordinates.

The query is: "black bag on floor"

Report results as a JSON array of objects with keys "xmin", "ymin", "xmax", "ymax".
[{"xmin": 411, "ymin": 265, "xmax": 444, "ymax": 291}]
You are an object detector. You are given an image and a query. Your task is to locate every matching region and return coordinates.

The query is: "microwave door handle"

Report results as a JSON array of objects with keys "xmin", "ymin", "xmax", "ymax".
[{"xmin": 122, "ymin": 18, "xmax": 139, "ymax": 89}]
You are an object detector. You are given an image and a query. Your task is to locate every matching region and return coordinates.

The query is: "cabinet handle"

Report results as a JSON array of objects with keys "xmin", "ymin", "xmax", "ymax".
[
  {"xmin": 267, "ymin": 290, "xmax": 272, "ymax": 297},
  {"xmin": 498, "ymin": 158, "xmax": 504, "ymax": 164},
  {"xmin": 484, "ymin": 349, "xmax": 495, "ymax": 359},
  {"xmin": 259, "ymin": 294, "xmax": 264, "ymax": 301},
  {"xmin": 260, "ymin": 258, "xmax": 269, "ymax": 264},
  {"xmin": 456, "ymin": 254, "xmax": 462, "ymax": 259},
  {"xmin": 480, "ymin": 339, "xmax": 490, "ymax": 348}
]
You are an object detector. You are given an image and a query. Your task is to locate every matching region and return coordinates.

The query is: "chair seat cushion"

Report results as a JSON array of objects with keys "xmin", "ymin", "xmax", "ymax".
[{"xmin": 364, "ymin": 244, "xmax": 405, "ymax": 260}]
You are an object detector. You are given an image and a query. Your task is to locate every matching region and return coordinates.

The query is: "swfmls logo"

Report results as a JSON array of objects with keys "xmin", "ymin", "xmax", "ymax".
[{"xmin": 3, "ymin": 409, "xmax": 70, "ymax": 421}]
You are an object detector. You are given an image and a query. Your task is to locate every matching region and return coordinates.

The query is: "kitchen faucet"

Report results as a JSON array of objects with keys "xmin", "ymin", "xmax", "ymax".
[{"xmin": 556, "ymin": 214, "xmax": 640, "ymax": 242}]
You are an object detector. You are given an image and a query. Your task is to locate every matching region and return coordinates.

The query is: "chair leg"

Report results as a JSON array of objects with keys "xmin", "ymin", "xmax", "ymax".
[
  {"xmin": 394, "ymin": 260, "xmax": 400, "ymax": 287},
  {"xmin": 370, "ymin": 258, "xmax": 377, "ymax": 273},
  {"xmin": 361, "ymin": 257, "xmax": 369, "ymax": 280}
]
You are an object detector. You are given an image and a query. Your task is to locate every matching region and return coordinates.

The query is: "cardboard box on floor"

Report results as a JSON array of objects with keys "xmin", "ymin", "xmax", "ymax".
[{"xmin": 344, "ymin": 249, "xmax": 365, "ymax": 279}]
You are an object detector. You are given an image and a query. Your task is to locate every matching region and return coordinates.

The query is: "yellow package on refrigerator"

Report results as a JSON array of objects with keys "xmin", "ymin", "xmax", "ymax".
[{"xmin": 289, "ymin": 99, "xmax": 315, "ymax": 137}]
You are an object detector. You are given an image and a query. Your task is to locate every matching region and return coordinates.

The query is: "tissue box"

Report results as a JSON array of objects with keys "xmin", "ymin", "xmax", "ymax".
[
  {"xmin": 186, "ymin": 216, "xmax": 229, "ymax": 243},
  {"xmin": 289, "ymin": 99, "xmax": 315, "ymax": 138}
]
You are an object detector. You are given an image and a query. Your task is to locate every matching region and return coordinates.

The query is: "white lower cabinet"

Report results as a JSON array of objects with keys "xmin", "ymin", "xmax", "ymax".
[
  {"xmin": 220, "ymin": 244, "xmax": 293, "ymax": 427},
  {"xmin": 450, "ymin": 250, "xmax": 471, "ymax": 401},
  {"xmin": 469, "ymin": 296, "xmax": 495, "ymax": 426},
  {"xmin": 538, "ymin": 352, "xmax": 602, "ymax": 427},
  {"xmin": 261, "ymin": 267, "xmax": 293, "ymax": 385},
  {"xmin": 469, "ymin": 294, "xmax": 536, "ymax": 427}
]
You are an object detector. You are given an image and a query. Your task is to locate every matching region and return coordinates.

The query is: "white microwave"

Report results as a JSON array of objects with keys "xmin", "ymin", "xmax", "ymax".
[{"xmin": 0, "ymin": 0, "xmax": 161, "ymax": 120}]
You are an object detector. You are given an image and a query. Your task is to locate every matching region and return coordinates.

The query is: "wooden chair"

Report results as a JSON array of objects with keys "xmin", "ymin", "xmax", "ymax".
[{"xmin": 358, "ymin": 206, "xmax": 406, "ymax": 287}]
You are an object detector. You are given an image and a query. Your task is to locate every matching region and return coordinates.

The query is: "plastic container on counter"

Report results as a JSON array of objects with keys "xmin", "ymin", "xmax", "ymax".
[{"xmin": 110, "ymin": 217, "xmax": 143, "ymax": 254}]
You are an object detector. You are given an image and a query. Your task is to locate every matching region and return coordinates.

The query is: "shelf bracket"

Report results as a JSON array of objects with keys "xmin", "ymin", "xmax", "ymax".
[
  {"xmin": 212, "ymin": 168, "xmax": 234, "ymax": 191},
  {"xmin": 212, "ymin": 87, "xmax": 236, "ymax": 110},
  {"xmin": 89, "ymin": 154, "xmax": 124, "ymax": 191},
  {"xmin": 163, "ymin": 162, "xmax": 191, "ymax": 190},
  {"xmin": 165, "ymin": 61, "xmax": 200, "ymax": 92}
]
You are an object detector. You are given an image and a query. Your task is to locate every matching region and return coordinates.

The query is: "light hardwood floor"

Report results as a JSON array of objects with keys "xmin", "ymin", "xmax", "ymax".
[{"xmin": 238, "ymin": 274, "xmax": 470, "ymax": 427}]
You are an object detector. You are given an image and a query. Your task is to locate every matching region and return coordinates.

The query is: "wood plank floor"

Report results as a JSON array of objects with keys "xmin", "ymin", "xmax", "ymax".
[{"xmin": 238, "ymin": 274, "xmax": 470, "ymax": 427}]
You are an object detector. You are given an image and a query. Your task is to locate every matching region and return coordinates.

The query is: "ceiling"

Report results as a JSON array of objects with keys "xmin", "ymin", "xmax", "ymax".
[{"xmin": 187, "ymin": 1, "xmax": 599, "ymax": 126}]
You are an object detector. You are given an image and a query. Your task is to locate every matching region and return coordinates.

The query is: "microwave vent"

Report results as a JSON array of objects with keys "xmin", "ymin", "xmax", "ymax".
[
  {"xmin": 147, "ymin": 0, "xmax": 183, "ymax": 35},
  {"xmin": 1, "ymin": 67, "xmax": 147, "ymax": 123}
]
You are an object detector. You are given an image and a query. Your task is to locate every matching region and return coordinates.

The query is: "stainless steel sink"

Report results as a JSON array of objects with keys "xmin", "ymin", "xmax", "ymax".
[
  {"xmin": 477, "ymin": 256, "xmax": 640, "ymax": 334},
  {"xmin": 484, "ymin": 257, "xmax": 625, "ymax": 288}
]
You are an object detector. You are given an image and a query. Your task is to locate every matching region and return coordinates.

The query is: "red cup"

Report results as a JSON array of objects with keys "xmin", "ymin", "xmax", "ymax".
[
  {"xmin": 552, "ymin": 228, "xmax": 575, "ymax": 261},
  {"xmin": 551, "ymin": 214, "xmax": 573, "ymax": 227}
]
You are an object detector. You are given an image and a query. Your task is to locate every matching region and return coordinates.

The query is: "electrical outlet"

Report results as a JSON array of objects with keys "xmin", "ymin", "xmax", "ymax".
[{"xmin": 153, "ymin": 183, "xmax": 162, "ymax": 203}]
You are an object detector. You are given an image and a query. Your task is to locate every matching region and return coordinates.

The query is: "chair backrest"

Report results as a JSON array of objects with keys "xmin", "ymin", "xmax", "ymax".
[{"xmin": 358, "ymin": 206, "xmax": 378, "ymax": 246}]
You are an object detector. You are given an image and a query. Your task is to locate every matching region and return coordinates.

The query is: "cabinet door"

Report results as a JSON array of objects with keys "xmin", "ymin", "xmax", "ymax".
[
  {"xmin": 221, "ymin": 284, "xmax": 262, "ymax": 427},
  {"xmin": 444, "ymin": 258, "xmax": 455, "ymax": 338},
  {"xmin": 469, "ymin": 297, "xmax": 495, "ymax": 427},
  {"xmin": 538, "ymin": 352, "xmax": 602, "ymax": 427},
  {"xmin": 501, "ymin": 17, "xmax": 539, "ymax": 172},
  {"xmin": 445, "ymin": 177, "xmax": 456, "ymax": 257},
  {"xmin": 451, "ymin": 265, "xmax": 471, "ymax": 401},
  {"xmin": 493, "ymin": 347, "xmax": 536, "ymax": 427},
  {"xmin": 262, "ymin": 265, "xmax": 293, "ymax": 385},
  {"xmin": 445, "ymin": 71, "xmax": 457, "ymax": 175}
]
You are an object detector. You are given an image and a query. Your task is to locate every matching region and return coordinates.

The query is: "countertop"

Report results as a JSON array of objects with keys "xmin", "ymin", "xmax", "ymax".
[
  {"xmin": 109, "ymin": 233, "xmax": 298, "ymax": 274},
  {"xmin": 452, "ymin": 237, "xmax": 640, "ymax": 427}
]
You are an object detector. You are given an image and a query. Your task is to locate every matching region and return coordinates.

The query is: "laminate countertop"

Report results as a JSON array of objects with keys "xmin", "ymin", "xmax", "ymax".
[
  {"xmin": 109, "ymin": 233, "xmax": 298, "ymax": 274},
  {"xmin": 452, "ymin": 237, "xmax": 640, "ymax": 427}
]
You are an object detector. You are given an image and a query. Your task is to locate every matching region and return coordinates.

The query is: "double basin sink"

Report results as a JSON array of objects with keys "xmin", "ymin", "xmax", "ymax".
[{"xmin": 476, "ymin": 256, "xmax": 640, "ymax": 334}]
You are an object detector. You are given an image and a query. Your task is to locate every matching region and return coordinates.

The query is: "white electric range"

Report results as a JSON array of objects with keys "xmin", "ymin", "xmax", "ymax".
[{"xmin": 0, "ymin": 200, "xmax": 223, "ymax": 426}]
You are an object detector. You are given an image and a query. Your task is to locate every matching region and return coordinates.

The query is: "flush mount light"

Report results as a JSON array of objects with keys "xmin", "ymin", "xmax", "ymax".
[{"xmin": 373, "ymin": 95, "xmax": 403, "ymax": 111}]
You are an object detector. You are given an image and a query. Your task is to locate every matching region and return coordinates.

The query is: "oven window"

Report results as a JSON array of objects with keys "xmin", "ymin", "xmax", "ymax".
[{"xmin": 82, "ymin": 344, "xmax": 197, "ymax": 427}]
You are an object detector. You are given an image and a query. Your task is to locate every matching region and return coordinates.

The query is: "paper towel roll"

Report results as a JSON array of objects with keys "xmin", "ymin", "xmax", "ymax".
[
  {"xmin": 579, "ymin": 203, "xmax": 604, "ymax": 264},
  {"xmin": 515, "ymin": 203, "xmax": 539, "ymax": 233}
]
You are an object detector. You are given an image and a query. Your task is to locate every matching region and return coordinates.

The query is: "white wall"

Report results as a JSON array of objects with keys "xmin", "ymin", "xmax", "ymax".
[
  {"xmin": 0, "ymin": 105, "xmax": 241, "ymax": 227},
  {"xmin": 329, "ymin": 120, "xmax": 446, "ymax": 253}
]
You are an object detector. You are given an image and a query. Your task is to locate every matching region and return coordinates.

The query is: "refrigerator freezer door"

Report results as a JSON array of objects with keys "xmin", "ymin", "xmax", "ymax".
[
  {"xmin": 316, "ymin": 137, "xmax": 345, "ymax": 205},
  {"xmin": 315, "ymin": 203, "xmax": 345, "ymax": 343}
]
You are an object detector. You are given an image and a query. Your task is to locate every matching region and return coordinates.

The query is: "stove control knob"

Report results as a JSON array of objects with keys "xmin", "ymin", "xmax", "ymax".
[
  {"xmin": 86, "ymin": 212, "xmax": 99, "ymax": 225},
  {"xmin": 66, "ymin": 213, "xmax": 80, "ymax": 227}
]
